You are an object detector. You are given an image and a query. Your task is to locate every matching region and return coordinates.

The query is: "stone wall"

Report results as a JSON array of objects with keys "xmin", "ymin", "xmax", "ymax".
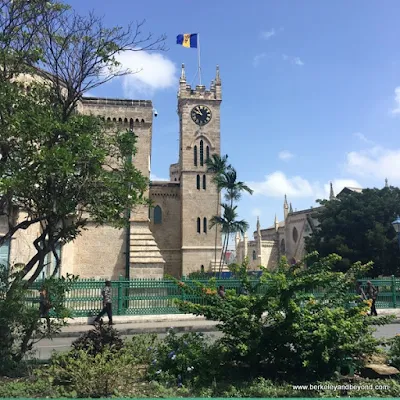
[{"xmin": 149, "ymin": 182, "xmax": 182, "ymax": 277}]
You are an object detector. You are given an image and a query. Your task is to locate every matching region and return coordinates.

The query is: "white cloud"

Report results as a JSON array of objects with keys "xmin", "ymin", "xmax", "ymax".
[
  {"xmin": 115, "ymin": 51, "xmax": 177, "ymax": 97},
  {"xmin": 260, "ymin": 29, "xmax": 276, "ymax": 40},
  {"xmin": 248, "ymin": 171, "xmax": 361, "ymax": 199},
  {"xmin": 253, "ymin": 53, "xmax": 266, "ymax": 67},
  {"xmin": 150, "ymin": 173, "xmax": 169, "ymax": 181},
  {"xmin": 354, "ymin": 132, "xmax": 375, "ymax": 145},
  {"xmin": 278, "ymin": 150, "xmax": 294, "ymax": 161},
  {"xmin": 251, "ymin": 208, "xmax": 262, "ymax": 217},
  {"xmin": 391, "ymin": 87, "xmax": 400, "ymax": 115},
  {"xmin": 283, "ymin": 54, "xmax": 304, "ymax": 66},
  {"xmin": 345, "ymin": 146, "xmax": 400, "ymax": 184}
]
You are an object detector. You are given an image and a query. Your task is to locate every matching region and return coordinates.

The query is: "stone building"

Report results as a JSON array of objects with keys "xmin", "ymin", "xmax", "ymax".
[
  {"xmin": 235, "ymin": 184, "xmax": 364, "ymax": 269},
  {"xmin": 0, "ymin": 65, "xmax": 223, "ymax": 279}
]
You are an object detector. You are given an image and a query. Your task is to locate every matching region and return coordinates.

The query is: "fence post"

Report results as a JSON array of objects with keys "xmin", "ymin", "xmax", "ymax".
[
  {"xmin": 392, "ymin": 275, "xmax": 396, "ymax": 309},
  {"xmin": 118, "ymin": 276, "xmax": 123, "ymax": 315},
  {"xmin": 181, "ymin": 276, "xmax": 186, "ymax": 303}
]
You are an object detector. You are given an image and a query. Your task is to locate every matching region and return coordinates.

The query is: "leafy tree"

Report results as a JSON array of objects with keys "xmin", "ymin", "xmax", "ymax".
[
  {"xmin": 174, "ymin": 253, "xmax": 392, "ymax": 382},
  {"xmin": 305, "ymin": 187, "xmax": 400, "ymax": 276},
  {"xmin": 0, "ymin": 0, "xmax": 166, "ymax": 284},
  {"xmin": 206, "ymin": 154, "xmax": 230, "ymax": 271}
]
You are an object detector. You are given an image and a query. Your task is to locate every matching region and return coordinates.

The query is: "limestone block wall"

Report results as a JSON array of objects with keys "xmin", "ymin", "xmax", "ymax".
[
  {"xmin": 149, "ymin": 182, "xmax": 182, "ymax": 277},
  {"xmin": 261, "ymin": 241, "xmax": 279, "ymax": 270},
  {"xmin": 181, "ymin": 248, "xmax": 217, "ymax": 276},
  {"xmin": 72, "ymin": 223, "xmax": 126, "ymax": 279}
]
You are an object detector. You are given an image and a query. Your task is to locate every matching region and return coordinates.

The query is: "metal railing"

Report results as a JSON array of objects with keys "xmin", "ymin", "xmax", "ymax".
[{"xmin": 24, "ymin": 276, "xmax": 400, "ymax": 317}]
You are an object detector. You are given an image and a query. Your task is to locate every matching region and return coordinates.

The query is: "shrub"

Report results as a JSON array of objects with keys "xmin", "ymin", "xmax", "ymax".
[
  {"xmin": 0, "ymin": 268, "xmax": 76, "ymax": 376},
  {"xmin": 174, "ymin": 253, "xmax": 393, "ymax": 382},
  {"xmin": 125, "ymin": 333, "xmax": 158, "ymax": 364},
  {"xmin": 147, "ymin": 329, "xmax": 221, "ymax": 388},
  {"xmin": 71, "ymin": 323, "xmax": 124, "ymax": 356},
  {"xmin": 388, "ymin": 335, "xmax": 400, "ymax": 369},
  {"xmin": 43, "ymin": 346, "xmax": 142, "ymax": 398}
]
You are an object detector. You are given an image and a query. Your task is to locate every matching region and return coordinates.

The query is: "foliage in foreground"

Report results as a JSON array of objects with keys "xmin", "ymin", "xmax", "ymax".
[
  {"xmin": 0, "ymin": 268, "xmax": 76, "ymax": 376},
  {"xmin": 174, "ymin": 253, "xmax": 393, "ymax": 382}
]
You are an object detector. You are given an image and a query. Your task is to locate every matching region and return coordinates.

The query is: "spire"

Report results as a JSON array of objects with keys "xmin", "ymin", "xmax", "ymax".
[
  {"xmin": 385, "ymin": 178, "xmax": 389, "ymax": 188},
  {"xmin": 256, "ymin": 216, "xmax": 260, "ymax": 232},
  {"xmin": 284, "ymin": 194, "xmax": 289, "ymax": 220},
  {"xmin": 274, "ymin": 214, "xmax": 279, "ymax": 232},
  {"xmin": 235, "ymin": 231, "xmax": 241, "ymax": 248},
  {"xmin": 329, "ymin": 182, "xmax": 335, "ymax": 200},
  {"xmin": 289, "ymin": 202, "xmax": 293, "ymax": 213},
  {"xmin": 180, "ymin": 63, "xmax": 186, "ymax": 82},
  {"xmin": 215, "ymin": 65, "xmax": 221, "ymax": 85}
]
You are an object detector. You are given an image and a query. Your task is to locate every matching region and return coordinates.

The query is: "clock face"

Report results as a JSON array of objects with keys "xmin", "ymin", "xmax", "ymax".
[{"xmin": 191, "ymin": 105, "xmax": 212, "ymax": 126}]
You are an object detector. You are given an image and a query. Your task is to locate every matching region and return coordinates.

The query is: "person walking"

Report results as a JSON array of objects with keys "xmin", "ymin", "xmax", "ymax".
[
  {"xmin": 356, "ymin": 281, "xmax": 367, "ymax": 302},
  {"xmin": 366, "ymin": 281, "xmax": 378, "ymax": 316},
  {"xmin": 217, "ymin": 285, "xmax": 226, "ymax": 299},
  {"xmin": 39, "ymin": 286, "xmax": 51, "ymax": 332},
  {"xmin": 94, "ymin": 279, "xmax": 113, "ymax": 325}
]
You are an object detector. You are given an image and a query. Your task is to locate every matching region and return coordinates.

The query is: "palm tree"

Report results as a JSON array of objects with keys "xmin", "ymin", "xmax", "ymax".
[
  {"xmin": 210, "ymin": 203, "xmax": 249, "ymax": 273},
  {"xmin": 206, "ymin": 154, "xmax": 230, "ymax": 273},
  {"xmin": 216, "ymin": 168, "xmax": 253, "ymax": 273}
]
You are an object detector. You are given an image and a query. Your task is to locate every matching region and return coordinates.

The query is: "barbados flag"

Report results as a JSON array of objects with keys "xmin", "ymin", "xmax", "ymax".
[{"xmin": 176, "ymin": 33, "xmax": 198, "ymax": 49}]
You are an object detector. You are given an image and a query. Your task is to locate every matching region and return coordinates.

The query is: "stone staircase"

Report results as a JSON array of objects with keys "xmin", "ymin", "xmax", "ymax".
[
  {"xmin": 129, "ymin": 221, "xmax": 165, "ymax": 278},
  {"xmin": 209, "ymin": 260, "xmax": 230, "ymax": 273}
]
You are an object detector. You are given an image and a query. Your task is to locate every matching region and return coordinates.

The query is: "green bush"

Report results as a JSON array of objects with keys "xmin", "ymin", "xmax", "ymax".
[
  {"xmin": 71, "ymin": 323, "xmax": 124, "ymax": 356},
  {"xmin": 388, "ymin": 335, "xmax": 400, "ymax": 369},
  {"xmin": 42, "ymin": 346, "xmax": 143, "ymax": 398},
  {"xmin": 0, "ymin": 268, "xmax": 76, "ymax": 376},
  {"xmin": 174, "ymin": 252, "xmax": 393, "ymax": 382},
  {"xmin": 125, "ymin": 333, "xmax": 158, "ymax": 364},
  {"xmin": 147, "ymin": 329, "xmax": 221, "ymax": 388}
]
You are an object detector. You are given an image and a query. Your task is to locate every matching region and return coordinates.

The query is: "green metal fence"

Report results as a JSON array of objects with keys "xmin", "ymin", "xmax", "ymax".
[{"xmin": 24, "ymin": 276, "xmax": 400, "ymax": 317}]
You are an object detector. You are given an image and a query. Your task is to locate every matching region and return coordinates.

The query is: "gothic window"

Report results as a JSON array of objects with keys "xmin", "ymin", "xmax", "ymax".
[
  {"xmin": 129, "ymin": 119, "xmax": 134, "ymax": 132},
  {"xmin": 197, "ymin": 217, "xmax": 201, "ymax": 233},
  {"xmin": 202, "ymin": 175, "xmax": 206, "ymax": 190},
  {"xmin": 154, "ymin": 206, "xmax": 162, "ymax": 224},
  {"xmin": 200, "ymin": 265, "xmax": 205, "ymax": 273},
  {"xmin": 292, "ymin": 227, "xmax": 298, "ymax": 243},
  {"xmin": 196, "ymin": 175, "xmax": 200, "ymax": 190},
  {"xmin": 45, "ymin": 242, "xmax": 62, "ymax": 278},
  {"xmin": 194, "ymin": 146, "xmax": 198, "ymax": 166},
  {"xmin": 203, "ymin": 217, "xmax": 207, "ymax": 233},
  {"xmin": 206, "ymin": 146, "xmax": 210, "ymax": 162},
  {"xmin": 280, "ymin": 238, "xmax": 286, "ymax": 254},
  {"xmin": 0, "ymin": 238, "xmax": 10, "ymax": 271},
  {"xmin": 252, "ymin": 250, "xmax": 256, "ymax": 260},
  {"xmin": 200, "ymin": 140, "xmax": 204, "ymax": 166}
]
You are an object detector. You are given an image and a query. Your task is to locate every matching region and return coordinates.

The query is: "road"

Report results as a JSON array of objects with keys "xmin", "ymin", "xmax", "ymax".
[{"xmin": 33, "ymin": 324, "xmax": 400, "ymax": 360}]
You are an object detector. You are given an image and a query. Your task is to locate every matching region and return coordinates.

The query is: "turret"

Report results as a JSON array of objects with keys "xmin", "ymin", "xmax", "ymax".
[
  {"xmin": 284, "ymin": 194, "xmax": 289, "ymax": 220},
  {"xmin": 274, "ymin": 214, "xmax": 279, "ymax": 232},
  {"xmin": 235, "ymin": 231, "xmax": 241, "ymax": 248},
  {"xmin": 385, "ymin": 178, "xmax": 389, "ymax": 188},
  {"xmin": 179, "ymin": 63, "xmax": 186, "ymax": 96},
  {"xmin": 243, "ymin": 232, "xmax": 248, "ymax": 259},
  {"xmin": 256, "ymin": 217, "xmax": 262, "ymax": 258},
  {"xmin": 329, "ymin": 182, "xmax": 335, "ymax": 200},
  {"xmin": 289, "ymin": 202, "xmax": 293, "ymax": 214}
]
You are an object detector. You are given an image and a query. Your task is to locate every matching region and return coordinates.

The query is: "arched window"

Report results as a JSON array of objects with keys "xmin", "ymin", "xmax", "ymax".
[
  {"xmin": 129, "ymin": 119, "xmax": 134, "ymax": 132},
  {"xmin": 292, "ymin": 227, "xmax": 298, "ymax": 243},
  {"xmin": 196, "ymin": 175, "xmax": 200, "ymax": 190},
  {"xmin": 194, "ymin": 146, "xmax": 198, "ymax": 166},
  {"xmin": 252, "ymin": 250, "xmax": 257, "ymax": 260},
  {"xmin": 124, "ymin": 118, "xmax": 128, "ymax": 124},
  {"xmin": 202, "ymin": 175, "xmax": 206, "ymax": 190},
  {"xmin": 206, "ymin": 146, "xmax": 210, "ymax": 162},
  {"xmin": 200, "ymin": 265, "xmax": 205, "ymax": 273},
  {"xmin": 200, "ymin": 140, "xmax": 204, "ymax": 166},
  {"xmin": 197, "ymin": 217, "xmax": 201, "ymax": 233},
  {"xmin": 280, "ymin": 238, "xmax": 286, "ymax": 254},
  {"xmin": 154, "ymin": 206, "xmax": 162, "ymax": 224},
  {"xmin": 203, "ymin": 217, "xmax": 207, "ymax": 233}
]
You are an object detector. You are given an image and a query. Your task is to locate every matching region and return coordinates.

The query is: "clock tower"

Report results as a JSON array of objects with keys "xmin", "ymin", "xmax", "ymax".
[{"xmin": 177, "ymin": 64, "xmax": 222, "ymax": 275}]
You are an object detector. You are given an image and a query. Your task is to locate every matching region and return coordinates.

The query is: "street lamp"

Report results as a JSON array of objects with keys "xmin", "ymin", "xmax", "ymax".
[{"xmin": 392, "ymin": 216, "xmax": 400, "ymax": 249}]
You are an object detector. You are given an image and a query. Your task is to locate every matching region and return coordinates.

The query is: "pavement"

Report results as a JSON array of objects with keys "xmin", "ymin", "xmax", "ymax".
[{"xmin": 52, "ymin": 308, "xmax": 400, "ymax": 338}]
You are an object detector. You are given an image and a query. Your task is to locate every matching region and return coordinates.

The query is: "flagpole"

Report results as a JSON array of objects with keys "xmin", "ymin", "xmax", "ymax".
[{"xmin": 197, "ymin": 33, "xmax": 202, "ymax": 85}]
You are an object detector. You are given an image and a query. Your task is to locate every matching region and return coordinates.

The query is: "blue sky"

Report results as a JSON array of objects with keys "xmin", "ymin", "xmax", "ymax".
[{"xmin": 68, "ymin": 0, "xmax": 400, "ymax": 244}]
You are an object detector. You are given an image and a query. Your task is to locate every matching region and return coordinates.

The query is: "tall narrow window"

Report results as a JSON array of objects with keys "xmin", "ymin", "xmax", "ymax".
[
  {"xmin": 154, "ymin": 205, "xmax": 162, "ymax": 224},
  {"xmin": 202, "ymin": 175, "xmax": 206, "ymax": 190},
  {"xmin": 252, "ymin": 250, "xmax": 257, "ymax": 260},
  {"xmin": 196, "ymin": 175, "xmax": 200, "ymax": 190},
  {"xmin": 206, "ymin": 146, "xmax": 210, "ymax": 162},
  {"xmin": 194, "ymin": 145, "xmax": 198, "ymax": 166},
  {"xmin": 203, "ymin": 217, "xmax": 207, "ymax": 233},
  {"xmin": 200, "ymin": 140, "xmax": 204, "ymax": 166},
  {"xmin": 197, "ymin": 217, "xmax": 201, "ymax": 233},
  {"xmin": 0, "ymin": 238, "xmax": 10, "ymax": 271}
]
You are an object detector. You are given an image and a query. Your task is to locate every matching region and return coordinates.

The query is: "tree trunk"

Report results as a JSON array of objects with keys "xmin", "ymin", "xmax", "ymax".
[{"xmin": 218, "ymin": 233, "xmax": 228, "ymax": 276}]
